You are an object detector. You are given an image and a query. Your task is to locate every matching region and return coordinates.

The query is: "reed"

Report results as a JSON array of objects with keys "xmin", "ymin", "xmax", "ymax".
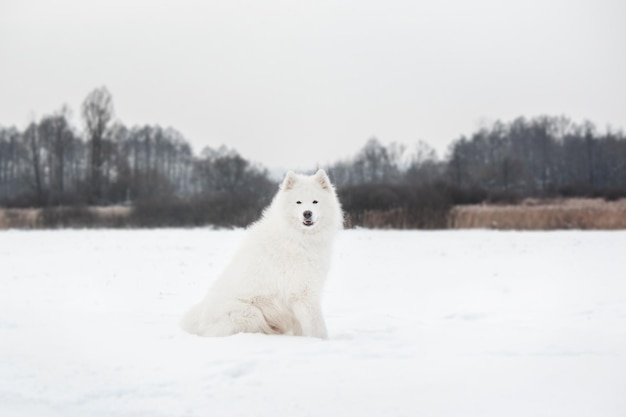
[
  {"xmin": 0, "ymin": 206, "xmax": 132, "ymax": 229},
  {"xmin": 0, "ymin": 209, "xmax": 40, "ymax": 229},
  {"xmin": 449, "ymin": 198, "xmax": 626, "ymax": 230}
]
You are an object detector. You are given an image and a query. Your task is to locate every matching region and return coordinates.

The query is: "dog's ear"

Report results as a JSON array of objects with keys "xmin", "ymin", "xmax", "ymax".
[
  {"xmin": 314, "ymin": 169, "xmax": 331, "ymax": 190},
  {"xmin": 281, "ymin": 171, "xmax": 298, "ymax": 190}
]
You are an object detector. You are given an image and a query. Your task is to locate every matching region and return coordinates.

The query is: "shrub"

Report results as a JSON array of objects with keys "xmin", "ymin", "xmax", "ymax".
[
  {"xmin": 130, "ymin": 193, "xmax": 269, "ymax": 228},
  {"xmin": 338, "ymin": 183, "xmax": 453, "ymax": 229},
  {"xmin": 39, "ymin": 206, "xmax": 97, "ymax": 228}
]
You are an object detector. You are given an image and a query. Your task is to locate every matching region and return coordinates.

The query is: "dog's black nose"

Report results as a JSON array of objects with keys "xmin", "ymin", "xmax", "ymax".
[{"xmin": 303, "ymin": 210, "xmax": 312, "ymax": 219}]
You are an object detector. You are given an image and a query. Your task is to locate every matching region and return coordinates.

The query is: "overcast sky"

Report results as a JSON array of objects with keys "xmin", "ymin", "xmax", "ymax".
[{"xmin": 1, "ymin": 0, "xmax": 625, "ymax": 170}]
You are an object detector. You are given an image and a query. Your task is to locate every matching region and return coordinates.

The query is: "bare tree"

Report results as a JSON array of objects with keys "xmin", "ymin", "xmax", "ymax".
[
  {"xmin": 24, "ymin": 122, "xmax": 46, "ymax": 204},
  {"xmin": 82, "ymin": 86, "xmax": 113, "ymax": 204},
  {"xmin": 405, "ymin": 141, "xmax": 441, "ymax": 186},
  {"xmin": 0, "ymin": 127, "xmax": 25, "ymax": 202},
  {"xmin": 37, "ymin": 107, "xmax": 75, "ymax": 203}
]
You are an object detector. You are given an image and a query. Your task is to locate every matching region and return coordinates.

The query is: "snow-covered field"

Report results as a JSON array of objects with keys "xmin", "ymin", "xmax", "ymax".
[{"xmin": 1, "ymin": 229, "xmax": 625, "ymax": 417}]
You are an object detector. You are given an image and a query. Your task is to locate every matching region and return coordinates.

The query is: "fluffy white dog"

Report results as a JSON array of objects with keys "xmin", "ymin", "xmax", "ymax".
[{"xmin": 180, "ymin": 169, "xmax": 343, "ymax": 338}]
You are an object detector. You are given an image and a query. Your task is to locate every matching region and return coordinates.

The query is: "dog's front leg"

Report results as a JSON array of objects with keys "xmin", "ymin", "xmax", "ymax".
[{"xmin": 292, "ymin": 300, "xmax": 328, "ymax": 339}]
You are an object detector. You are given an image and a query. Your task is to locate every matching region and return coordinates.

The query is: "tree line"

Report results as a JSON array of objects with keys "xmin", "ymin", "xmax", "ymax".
[
  {"xmin": 327, "ymin": 118, "xmax": 626, "ymax": 227},
  {"xmin": 1, "ymin": 87, "xmax": 625, "ymax": 228},
  {"xmin": 0, "ymin": 87, "xmax": 275, "ymax": 226}
]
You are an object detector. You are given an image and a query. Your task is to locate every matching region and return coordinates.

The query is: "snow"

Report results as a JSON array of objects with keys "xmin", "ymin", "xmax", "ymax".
[{"xmin": 1, "ymin": 229, "xmax": 625, "ymax": 417}]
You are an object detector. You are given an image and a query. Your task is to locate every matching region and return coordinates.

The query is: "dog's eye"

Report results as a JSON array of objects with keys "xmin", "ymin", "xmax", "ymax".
[
  {"xmin": 296, "ymin": 201, "xmax": 302, "ymax": 204},
  {"xmin": 313, "ymin": 200, "xmax": 318, "ymax": 204}
]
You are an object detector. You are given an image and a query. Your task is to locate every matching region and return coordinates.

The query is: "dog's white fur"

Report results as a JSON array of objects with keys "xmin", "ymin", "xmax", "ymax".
[{"xmin": 180, "ymin": 169, "xmax": 343, "ymax": 338}]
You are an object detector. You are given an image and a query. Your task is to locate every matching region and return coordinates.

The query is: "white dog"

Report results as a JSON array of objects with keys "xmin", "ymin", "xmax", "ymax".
[{"xmin": 180, "ymin": 169, "xmax": 343, "ymax": 338}]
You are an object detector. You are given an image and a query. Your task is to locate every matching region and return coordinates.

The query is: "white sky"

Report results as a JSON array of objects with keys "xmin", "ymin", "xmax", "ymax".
[{"xmin": 1, "ymin": 0, "xmax": 625, "ymax": 170}]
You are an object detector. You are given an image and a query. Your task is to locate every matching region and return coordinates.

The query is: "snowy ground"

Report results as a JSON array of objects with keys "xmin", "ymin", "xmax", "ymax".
[{"xmin": 0, "ymin": 229, "xmax": 625, "ymax": 417}]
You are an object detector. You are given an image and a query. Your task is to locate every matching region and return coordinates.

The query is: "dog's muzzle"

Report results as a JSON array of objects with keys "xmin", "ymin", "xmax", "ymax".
[{"xmin": 303, "ymin": 210, "xmax": 314, "ymax": 226}]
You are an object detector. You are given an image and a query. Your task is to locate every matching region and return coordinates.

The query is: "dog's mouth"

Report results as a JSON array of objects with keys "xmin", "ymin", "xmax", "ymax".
[{"xmin": 303, "ymin": 220, "xmax": 315, "ymax": 227}]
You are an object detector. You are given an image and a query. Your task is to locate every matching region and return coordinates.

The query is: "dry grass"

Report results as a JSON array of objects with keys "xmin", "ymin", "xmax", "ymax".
[
  {"xmin": 0, "ymin": 209, "xmax": 40, "ymax": 229},
  {"xmin": 450, "ymin": 198, "xmax": 626, "ymax": 230},
  {"xmin": 0, "ymin": 206, "xmax": 132, "ymax": 229},
  {"xmin": 90, "ymin": 206, "xmax": 132, "ymax": 219}
]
